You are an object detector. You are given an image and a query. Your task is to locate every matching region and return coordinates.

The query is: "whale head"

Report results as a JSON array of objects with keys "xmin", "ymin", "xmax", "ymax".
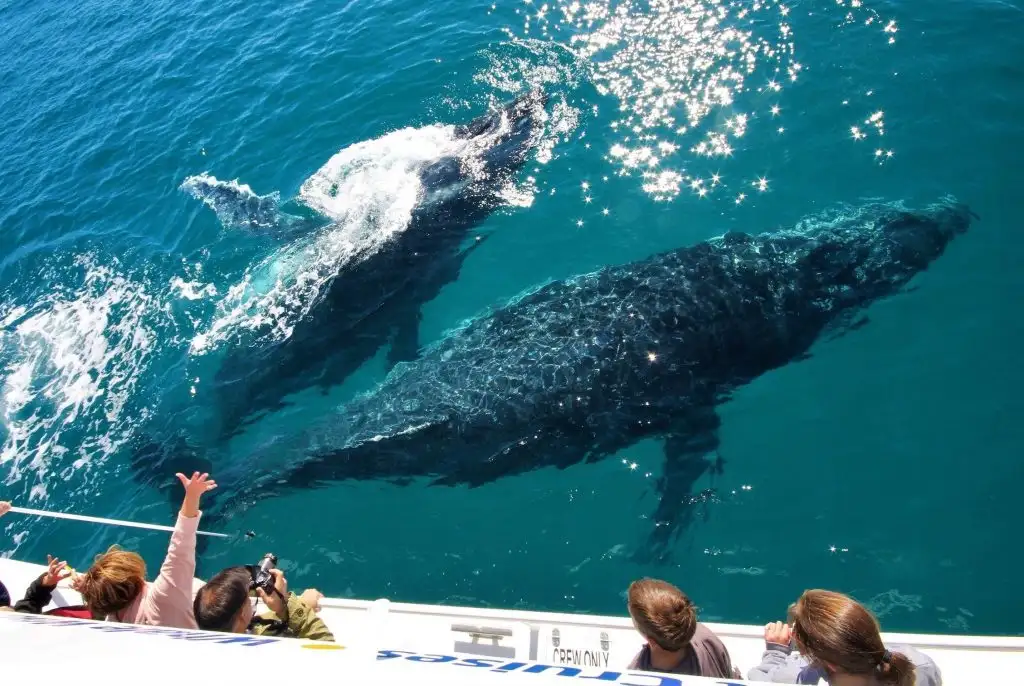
[
  {"xmin": 455, "ymin": 89, "xmax": 549, "ymax": 180},
  {"xmin": 794, "ymin": 198, "xmax": 973, "ymax": 311}
]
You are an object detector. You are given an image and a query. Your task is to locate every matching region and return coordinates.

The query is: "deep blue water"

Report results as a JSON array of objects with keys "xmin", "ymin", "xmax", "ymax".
[{"xmin": 1, "ymin": 0, "xmax": 1022, "ymax": 635}]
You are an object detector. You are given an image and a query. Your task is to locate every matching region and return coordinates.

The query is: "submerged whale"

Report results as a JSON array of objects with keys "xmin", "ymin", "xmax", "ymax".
[
  {"xmin": 182, "ymin": 91, "xmax": 549, "ymax": 438},
  {"xmin": 214, "ymin": 198, "xmax": 973, "ymax": 556}
]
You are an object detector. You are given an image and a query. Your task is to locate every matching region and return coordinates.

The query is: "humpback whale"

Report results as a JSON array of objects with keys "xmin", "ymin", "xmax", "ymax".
[
  {"xmin": 182, "ymin": 91, "xmax": 549, "ymax": 438},
  {"xmin": 213, "ymin": 198, "xmax": 973, "ymax": 556}
]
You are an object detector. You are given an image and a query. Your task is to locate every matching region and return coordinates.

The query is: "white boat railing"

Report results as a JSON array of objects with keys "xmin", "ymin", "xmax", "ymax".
[{"xmin": 1, "ymin": 556, "xmax": 1021, "ymax": 684}]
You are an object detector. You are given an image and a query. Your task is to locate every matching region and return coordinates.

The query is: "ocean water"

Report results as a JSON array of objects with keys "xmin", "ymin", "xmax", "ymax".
[{"xmin": 1, "ymin": 0, "xmax": 1022, "ymax": 636}]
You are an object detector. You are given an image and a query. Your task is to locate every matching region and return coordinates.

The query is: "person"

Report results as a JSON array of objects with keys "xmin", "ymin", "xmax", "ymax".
[
  {"xmin": 625, "ymin": 578, "xmax": 738, "ymax": 679},
  {"xmin": 748, "ymin": 589, "xmax": 942, "ymax": 686},
  {"xmin": 0, "ymin": 555, "xmax": 73, "ymax": 614},
  {"xmin": 70, "ymin": 471, "xmax": 216, "ymax": 628},
  {"xmin": 0, "ymin": 501, "xmax": 12, "ymax": 610},
  {"xmin": 193, "ymin": 566, "xmax": 334, "ymax": 641}
]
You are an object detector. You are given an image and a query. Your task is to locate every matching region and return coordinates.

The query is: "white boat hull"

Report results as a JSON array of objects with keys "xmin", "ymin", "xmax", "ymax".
[{"xmin": 1, "ymin": 557, "xmax": 1020, "ymax": 684}]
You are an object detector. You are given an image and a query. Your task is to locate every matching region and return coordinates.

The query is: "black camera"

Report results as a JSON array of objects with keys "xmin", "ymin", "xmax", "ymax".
[{"xmin": 247, "ymin": 553, "xmax": 278, "ymax": 593}]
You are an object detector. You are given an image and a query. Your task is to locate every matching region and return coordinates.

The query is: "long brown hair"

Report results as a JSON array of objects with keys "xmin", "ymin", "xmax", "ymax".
[
  {"xmin": 790, "ymin": 590, "xmax": 915, "ymax": 686},
  {"xmin": 73, "ymin": 545, "xmax": 147, "ymax": 617},
  {"xmin": 626, "ymin": 578, "xmax": 697, "ymax": 651}
]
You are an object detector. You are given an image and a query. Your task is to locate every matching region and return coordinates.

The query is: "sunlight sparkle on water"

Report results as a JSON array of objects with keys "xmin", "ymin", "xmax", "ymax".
[
  {"xmin": 526, "ymin": 0, "xmax": 798, "ymax": 200},
  {"xmin": 501, "ymin": 0, "xmax": 901, "ymax": 203}
]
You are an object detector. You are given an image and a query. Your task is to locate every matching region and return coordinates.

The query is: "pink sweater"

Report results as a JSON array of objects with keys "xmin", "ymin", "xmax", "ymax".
[{"xmin": 108, "ymin": 511, "xmax": 200, "ymax": 629}]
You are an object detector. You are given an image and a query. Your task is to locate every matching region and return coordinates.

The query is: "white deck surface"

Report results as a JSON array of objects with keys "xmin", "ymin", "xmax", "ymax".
[{"xmin": 2, "ymin": 557, "xmax": 1021, "ymax": 684}]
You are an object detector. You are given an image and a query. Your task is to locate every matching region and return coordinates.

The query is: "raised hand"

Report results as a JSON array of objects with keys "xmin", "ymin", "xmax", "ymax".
[
  {"xmin": 41, "ymin": 554, "xmax": 72, "ymax": 587},
  {"xmin": 176, "ymin": 471, "xmax": 218, "ymax": 518},
  {"xmin": 0, "ymin": 501, "xmax": 10, "ymax": 517},
  {"xmin": 764, "ymin": 621, "xmax": 793, "ymax": 648}
]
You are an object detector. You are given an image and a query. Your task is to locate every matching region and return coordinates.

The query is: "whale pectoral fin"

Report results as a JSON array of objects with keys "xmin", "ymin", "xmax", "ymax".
[
  {"xmin": 182, "ymin": 174, "xmax": 331, "ymax": 243},
  {"xmin": 640, "ymin": 409, "xmax": 724, "ymax": 563}
]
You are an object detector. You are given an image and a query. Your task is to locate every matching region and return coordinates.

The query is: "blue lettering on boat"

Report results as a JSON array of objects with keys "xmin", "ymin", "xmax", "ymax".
[
  {"xmin": 2, "ymin": 613, "xmax": 277, "ymax": 646},
  {"xmin": 374, "ymin": 649, "xmax": 748, "ymax": 685}
]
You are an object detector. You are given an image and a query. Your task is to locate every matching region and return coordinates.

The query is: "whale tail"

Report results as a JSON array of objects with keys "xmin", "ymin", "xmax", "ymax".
[{"xmin": 181, "ymin": 172, "xmax": 320, "ymax": 237}]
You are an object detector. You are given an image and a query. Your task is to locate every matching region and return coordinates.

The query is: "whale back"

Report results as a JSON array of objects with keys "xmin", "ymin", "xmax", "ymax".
[{"xmin": 219, "ymin": 199, "xmax": 973, "ymax": 510}]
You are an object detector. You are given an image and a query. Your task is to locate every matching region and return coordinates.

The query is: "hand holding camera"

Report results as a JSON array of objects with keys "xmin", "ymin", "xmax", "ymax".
[{"xmin": 256, "ymin": 568, "xmax": 289, "ymax": 621}]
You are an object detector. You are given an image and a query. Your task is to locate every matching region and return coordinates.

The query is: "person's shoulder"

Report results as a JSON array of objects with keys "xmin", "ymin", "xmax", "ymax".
[
  {"xmin": 627, "ymin": 644, "xmax": 650, "ymax": 670},
  {"xmin": 694, "ymin": 622, "xmax": 728, "ymax": 645}
]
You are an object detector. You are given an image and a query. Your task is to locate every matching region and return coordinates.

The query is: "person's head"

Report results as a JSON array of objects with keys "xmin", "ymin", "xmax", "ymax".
[
  {"xmin": 73, "ymin": 545, "xmax": 147, "ymax": 617},
  {"xmin": 626, "ymin": 578, "xmax": 697, "ymax": 652},
  {"xmin": 193, "ymin": 566, "xmax": 256, "ymax": 634},
  {"xmin": 789, "ymin": 590, "xmax": 916, "ymax": 686},
  {"xmin": 0, "ymin": 579, "xmax": 10, "ymax": 608}
]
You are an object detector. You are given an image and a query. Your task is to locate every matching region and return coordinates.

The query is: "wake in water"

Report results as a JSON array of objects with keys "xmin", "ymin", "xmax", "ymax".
[
  {"xmin": 175, "ymin": 91, "xmax": 552, "ymax": 438},
  {"xmin": 0, "ymin": 255, "xmax": 170, "ymax": 517}
]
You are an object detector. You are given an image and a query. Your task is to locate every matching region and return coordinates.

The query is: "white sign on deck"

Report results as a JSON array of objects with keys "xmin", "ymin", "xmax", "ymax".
[{"xmin": 540, "ymin": 625, "xmax": 621, "ymax": 669}]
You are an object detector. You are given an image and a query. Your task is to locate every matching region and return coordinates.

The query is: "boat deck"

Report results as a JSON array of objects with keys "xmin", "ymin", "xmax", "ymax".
[{"xmin": 1, "ymin": 557, "xmax": 1021, "ymax": 683}]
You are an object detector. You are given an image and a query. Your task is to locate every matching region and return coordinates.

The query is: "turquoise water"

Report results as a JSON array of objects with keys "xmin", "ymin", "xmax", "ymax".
[{"xmin": 1, "ymin": 0, "xmax": 1022, "ymax": 635}]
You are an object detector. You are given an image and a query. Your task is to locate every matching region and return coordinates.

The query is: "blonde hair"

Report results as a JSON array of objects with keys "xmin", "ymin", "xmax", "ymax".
[
  {"xmin": 627, "ymin": 578, "xmax": 697, "ymax": 651},
  {"xmin": 74, "ymin": 545, "xmax": 147, "ymax": 617},
  {"xmin": 790, "ymin": 590, "xmax": 916, "ymax": 686}
]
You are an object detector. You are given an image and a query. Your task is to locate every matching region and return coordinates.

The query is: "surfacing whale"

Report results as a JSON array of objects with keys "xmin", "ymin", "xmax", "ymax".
[
  {"xmin": 182, "ymin": 91, "xmax": 549, "ymax": 438},
  {"xmin": 215, "ymin": 198, "xmax": 973, "ymax": 557}
]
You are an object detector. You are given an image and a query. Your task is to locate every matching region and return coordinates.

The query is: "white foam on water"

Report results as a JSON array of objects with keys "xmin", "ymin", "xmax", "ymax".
[
  {"xmin": 188, "ymin": 115, "xmax": 541, "ymax": 354},
  {"xmin": 0, "ymin": 257, "xmax": 161, "ymax": 504},
  {"xmin": 169, "ymin": 276, "xmax": 218, "ymax": 301}
]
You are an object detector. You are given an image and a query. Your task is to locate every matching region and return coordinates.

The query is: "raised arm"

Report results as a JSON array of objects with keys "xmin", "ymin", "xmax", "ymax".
[
  {"xmin": 14, "ymin": 555, "xmax": 72, "ymax": 614},
  {"xmin": 145, "ymin": 472, "xmax": 217, "ymax": 615}
]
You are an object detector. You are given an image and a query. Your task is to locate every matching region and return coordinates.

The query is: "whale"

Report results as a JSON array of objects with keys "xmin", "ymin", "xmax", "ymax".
[
  {"xmin": 181, "ymin": 91, "xmax": 549, "ymax": 438},
  {"xmin": 208, "ymin": 198, "xmax": 973, "ymax": 556}
]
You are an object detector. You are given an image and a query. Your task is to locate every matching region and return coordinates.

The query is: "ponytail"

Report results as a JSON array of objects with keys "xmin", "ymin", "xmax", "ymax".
[
  {"xmin": 790, "ymin": 590, "xmax": 916, "ymax": 686},
  {"xmin": 879, "ymin": 650, "xmax": 916, "ymax": 686}
]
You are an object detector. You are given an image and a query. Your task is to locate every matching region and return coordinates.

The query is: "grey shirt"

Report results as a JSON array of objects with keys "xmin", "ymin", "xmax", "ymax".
[
  {"xmin": 628, "ymin": 623, "xmax": 738, "ymax": 679},
  {"xmin": 747, "ymin": 641, "xmax": 942, "ymax": 686}
]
